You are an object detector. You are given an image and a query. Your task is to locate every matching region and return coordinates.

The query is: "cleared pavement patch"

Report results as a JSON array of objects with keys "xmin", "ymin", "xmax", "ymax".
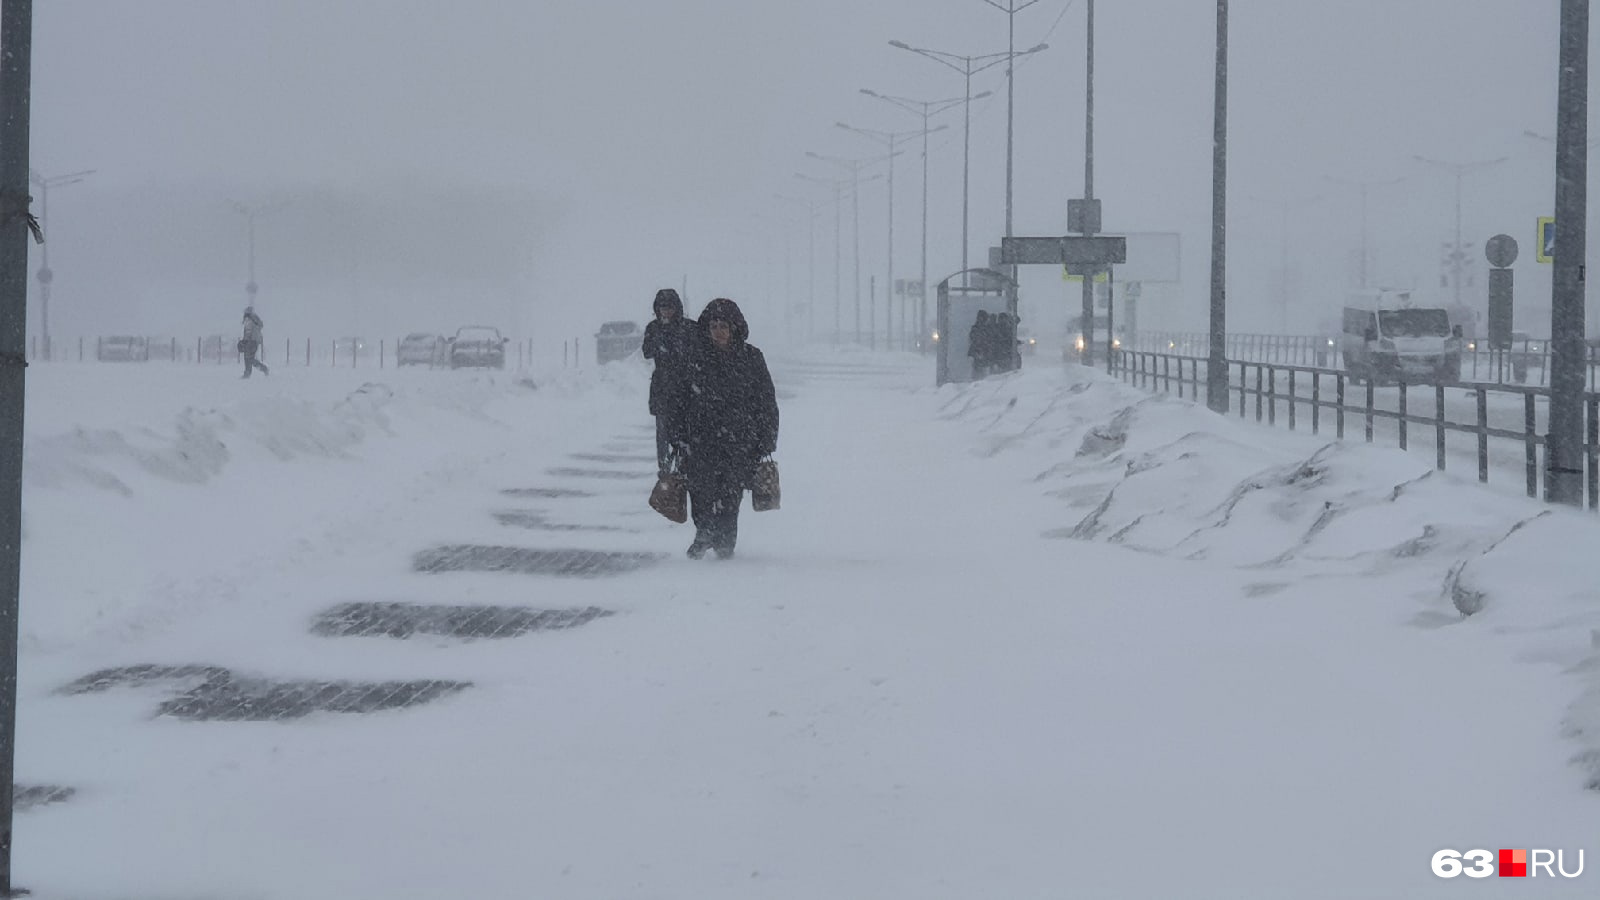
[
  {"xmin": 60, "ymin": 664, "xmax": 469, "ymax": 721},
  {"xmin": 312, "ymin": 602, "xmax": 614, "ymax": 639},
  {"xmin": 413, "ymin": 545, "xmax": 661, "ymax": 577}
]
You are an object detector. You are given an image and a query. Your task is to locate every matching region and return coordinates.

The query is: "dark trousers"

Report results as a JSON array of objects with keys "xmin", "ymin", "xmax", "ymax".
[
  {"xmin": 688, "ymin": 480, "xmax": 743, "ymax": 551},
  {"xmin": 655, "ymin": 415, "xmax": 675, "ymax": 475},
  {"xmin": 242, "ymin": 342, "xmax": 269, "ymax": 377}
]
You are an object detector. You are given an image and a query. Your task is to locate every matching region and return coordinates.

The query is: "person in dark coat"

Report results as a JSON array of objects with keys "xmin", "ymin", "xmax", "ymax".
[
  {"xmin": 669, "ymin": 297, "xmax": 778, "ymax": 560},
  {"xmin": 240, "ymin": 306, "xmax": 269, "ymax": 378},
  {"xmin": 641, "ymin": 288, "xmax": 695, "ymax": 475},
  {"xmin": 967, "ymin": 310, "xmax": 989, "ymax": 378}
]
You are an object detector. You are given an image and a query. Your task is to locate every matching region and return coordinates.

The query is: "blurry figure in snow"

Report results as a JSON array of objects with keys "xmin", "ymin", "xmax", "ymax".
[
  {"xmin": 641, "ymin": 288, "xmax": 695, "ymax": 476},
  {"xmin": 968, "ymin": 310, "xmax": 992, "ymax": 378},
  {"xmin": 240, "ymin": 306, "xmax": 270, "ymax": 378},
  {"xmin": 668, "ymin": 297, "xmax": 778, "ymax": 560}
]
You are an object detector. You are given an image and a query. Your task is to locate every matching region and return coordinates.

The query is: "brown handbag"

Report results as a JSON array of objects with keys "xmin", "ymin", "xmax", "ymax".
[
  {"xmin": 751, "ymin": 457, "xmax": 780, "ymax": 512},
  {"xmin": 649, "ymin": 473, "xmax": 688, "ymax": 523}
]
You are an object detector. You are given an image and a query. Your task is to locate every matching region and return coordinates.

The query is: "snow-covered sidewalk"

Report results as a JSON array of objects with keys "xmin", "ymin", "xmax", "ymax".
[{"xmin": 12, "ymin": 352, "xmax": 1600, "ymax": 898}]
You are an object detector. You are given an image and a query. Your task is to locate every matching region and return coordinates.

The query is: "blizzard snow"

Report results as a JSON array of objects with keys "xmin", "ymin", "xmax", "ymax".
[{"xmin": 11, "ymin": 351, "xmax": 1600, "ymax": 898}]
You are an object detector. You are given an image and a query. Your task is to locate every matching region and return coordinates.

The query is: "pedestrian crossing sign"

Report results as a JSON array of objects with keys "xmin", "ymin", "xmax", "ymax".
[
  {"xmin": 1062, "ymin": 267, "xmax": 1109, "ymax": 283},
  {"xmin": 1537, "ymin": 216, "xmax": 1555, "ymax": 264}
]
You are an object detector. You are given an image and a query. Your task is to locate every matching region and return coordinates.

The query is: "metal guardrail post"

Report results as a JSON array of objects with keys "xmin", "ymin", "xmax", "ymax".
[
  {"xmin": 1237, "ymin": 361, "xmax": 1246, "ymax": 417},
  {"xmin": 1525, "ymin": 393, "xmax": 1538, "ymax": 498},
  {"xmin": 1580, "ymin": 392, "xmax": 1593, "ymax": 506},
  {"xmin": 1254, "ymin": 365, "xmax": 1263, "ymax": 421},
  {"xmin": 1287, "ymin": 369, "xmax": 1296, "ymax": 430},
  {"xmin": 1588, "ymin": 396, "xmax": 1599, "ymax": 509},
  {"xmin": 1398, "ymin": 381, "xmax": 1408, "ymax": 451},
  {"xmin": 1435, "ymin": 383, "xmax": 1446, "ymax": 470},
  {"xmin": 1311, "ymin": 371, "xmax": 1320, "ymax": 434},
  {"xmin": 1365, "ymin": 379, "xmax": 1375, "ymax": 443},
  {"xmin": 1267, "ymin": 367, "xmax": 1277, "ymax": 425},
  {"xmin": 1336, "ymin": 375, "xmax": 1345, "ymax": 438},
  {"xmin": 1477, "ymin": 387, "xmax": 1489, "ymax": 483}
]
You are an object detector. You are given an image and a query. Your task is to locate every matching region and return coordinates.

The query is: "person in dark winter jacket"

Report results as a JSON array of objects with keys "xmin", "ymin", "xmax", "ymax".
[
  {"xmin": 240, "ymin": 306, "xmax": 270, "ymax": 378},
  {"xmin": 968, "ymin": 310, "xmax": 992, "ymax": 378},
  {"xmin": 668, "ymin": 297, "xmax": 778, "ymax": 560},
  {"xmin": 641, "ymin": 288, "xmax": 695, "ymax": 475}
]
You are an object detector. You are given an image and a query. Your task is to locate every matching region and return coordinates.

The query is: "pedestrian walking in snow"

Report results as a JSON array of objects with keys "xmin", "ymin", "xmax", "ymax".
[
  {"xmin": 240, "ymin": 306, "xmax": 270, "ymax": 378},
  {"xmin": 668, "ymin": 297, "xmax": 778, "ymax": 560},
  {"xmin": 641, "ymin": 288, "xmax": 695, "ymax": 476}
]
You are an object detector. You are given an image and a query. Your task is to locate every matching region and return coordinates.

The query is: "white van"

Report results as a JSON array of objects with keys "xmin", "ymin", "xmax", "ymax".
[{"xmin": 1340, "ymin": 305, "xmax": 1462, "ymax": 384}]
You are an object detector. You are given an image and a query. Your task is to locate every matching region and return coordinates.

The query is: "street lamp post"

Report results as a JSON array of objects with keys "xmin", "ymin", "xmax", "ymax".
[
  {"xmin": 230, "ymin": 199, "xmax": 288, "ymax": 311},
  {"xmin": 837, "ymin": 121, "xmax": 947, "ymax": 350},
  {"xmin": 890, "ymin": 39, "xmax": 1044, "ymax": 284},
  {"xmin": 861, "ymin": 88, "xmax": 976, "ymax": 350},
  {"xmin": 775, "ymin": 193, "xmax": 818, "ymax": 343},
  {"xmin": 1206, "ymin": 0, "xmax": 1230, "ymax": 413},
  {"xmin": 1412, "ymin": 155, "xmax": 1508, "ymax": 309},
  {"xmin": 28, "ymin": 168, "xmax": 92, "ymax": 361},
  {"xmin": 806, "ymin": 152, "xmax": 889, "ymax": 347},
  {"xmin": 1547, "ymin": 0, "xmax": 1589, "ymax": 506},
  {"xmin": 980, "ymin": 0, "xmax": 1043, "ymax": 254},
  {"xmin": 796, "ymin": 171, "xmax": 854, "ymax": 346}
]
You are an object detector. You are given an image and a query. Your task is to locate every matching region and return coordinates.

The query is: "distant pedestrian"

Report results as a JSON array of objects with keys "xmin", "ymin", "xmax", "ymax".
[
  {"xmin": 642, "ymin": 288, "xmax": 695, "ymax": 476},
  {"xmin": 240, "ymin": 306, "xmax": 270, "ymax": 378},
  {"xmin": 668, "ymin": 297, "xmax": 778, "ymax": 560},
  {"xmin": 968, "ymin": 310, "xmax": 992, "ymax": 378}
]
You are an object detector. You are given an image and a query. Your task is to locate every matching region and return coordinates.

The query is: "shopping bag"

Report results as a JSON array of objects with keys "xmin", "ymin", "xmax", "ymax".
[
  {"xmin": 751, "ymin": 458, "xmax": 780, "ymax": 512},
  {"xmin": 648, "ymin": 473, "xmax": 688, "ymax": 523}
]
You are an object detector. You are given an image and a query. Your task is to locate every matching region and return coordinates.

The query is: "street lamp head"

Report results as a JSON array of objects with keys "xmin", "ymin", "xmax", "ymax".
[
  {"xmin": 972, "ymin": 90, "xmax": 995, "ymax": 100},
  {"xmin": 888, "ymin": 40, "xmax": 912, "ymax": 50},
  {"xmin": 1025, "ymin": 42, "xmax": 1048, "ymax": 54},
  {"xmin": 929, "ymin": 124, "xmax": 950, "ymax": 134},
  {"xmin": 860, "ymin": 88, "xmax": 879, "ymax": 98}
]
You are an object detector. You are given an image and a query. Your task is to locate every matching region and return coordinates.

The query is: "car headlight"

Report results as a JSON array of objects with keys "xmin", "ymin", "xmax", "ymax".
[
  {"xmin": 1327, "ymin": 339, "xmax": 1335, "ymax": 347},
  {"xmin": 931, "ymin": 331, "xmax": 940, "ymax": 342},
  {"xmin": 1075, "ymin": 337, "xmax": 1086, "ymax": 351},
  {"xmin": 1168, "ymin": 341, "xmax": 1176, "ymax": 350},
  {"xmin": 1028, "ymin": 338, "xmax": 1036, "ymax": 345},
  {"xmin": 1112, "ymin": 338, "xmax": 1121, "ymax": 348},
  {"xmin": 1467, "ymin": 342, "xmax": 1476, "ymax": 351}
]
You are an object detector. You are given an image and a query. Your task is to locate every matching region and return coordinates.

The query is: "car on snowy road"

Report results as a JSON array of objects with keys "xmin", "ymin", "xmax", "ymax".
[
  {"xmin": 397, "ymin": 332, "xmax": 449, "ymax": 367},
  {"xmin": 447, "ymin": 326, "xmax": 508, "ymax": 369}
]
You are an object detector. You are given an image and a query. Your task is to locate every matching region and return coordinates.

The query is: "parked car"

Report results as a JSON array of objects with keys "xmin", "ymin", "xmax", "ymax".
[
  {"xmin": 97, "ymin": 335, "xmax": 149, "ymax": 362},
  {"xmin": 594, "ymin": 320, "xmax": 642, "ymax": 364},
  {"xmin": 448, "ymin": 326, "xmax": 508, "ymax": 369},
  {"xmin": 397, "ymin": 332, "xmax": 448, "ymax": 367}
]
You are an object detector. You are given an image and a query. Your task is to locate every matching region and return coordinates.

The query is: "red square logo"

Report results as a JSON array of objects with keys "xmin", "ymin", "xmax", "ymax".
[{"xmin": 1499, "ymin": 849, "xmax": 1528, "ymax": 877}]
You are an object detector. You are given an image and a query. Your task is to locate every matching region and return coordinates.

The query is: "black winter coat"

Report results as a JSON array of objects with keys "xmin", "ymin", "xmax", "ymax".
[
  {"xmin": 643, "ymin": 290, "xmax": 695, "ymax": 417},
  {"xmin": 671, "ymin": 299, "xmax": 778, "ymax": 489}
]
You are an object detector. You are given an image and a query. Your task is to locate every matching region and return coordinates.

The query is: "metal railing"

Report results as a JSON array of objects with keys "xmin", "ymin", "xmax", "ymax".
[
  {"xmin": 1130, "ymin": 331, "xmax": 1600, "ymax": 389},
  {"xmin": 1112, "ymin": 349, "xmax": 1600, "ymax": 509}
]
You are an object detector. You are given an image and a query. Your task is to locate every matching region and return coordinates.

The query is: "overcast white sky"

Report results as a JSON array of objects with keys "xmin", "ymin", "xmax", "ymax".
[{"xmin": 22, "ymin": 0, "xmax": 1587, "ymax": 347}]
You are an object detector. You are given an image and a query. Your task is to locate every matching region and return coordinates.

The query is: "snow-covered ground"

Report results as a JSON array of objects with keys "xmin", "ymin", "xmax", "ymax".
[{"xmin": 12, "ymin": 350, "xmax": 1600, "ymax": 898}]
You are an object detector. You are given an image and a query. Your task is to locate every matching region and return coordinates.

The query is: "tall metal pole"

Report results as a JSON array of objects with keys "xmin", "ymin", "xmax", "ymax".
[
  {"xmin": 1548, "ymin": 0, "xmax": 1589, "ymax": 506},
  {"xmin": 1452, "ymin": 171, "xmax": 1463, "ymax": 308},
  {"xmin": 1360, "ymin": 185, "xmax": 1370, "ymax": 289},
  {"xmin": 808, "ymin": 198, "xmax": 816, "ymax": 343},
  {"xmin": 0, "ymin": 1, "xmax": 32, "ymax": 894},
  {"xmin": 1207, "ymin": 0, "xmax": 1230, "ymax": 413},
  {"xmin": 852, "ymin": 165, "xmax": 862, "ymax": 346},
  {"xmin": 962, "ymin": 67, "xmax": 973, "ymax": 280},
  {"xmin": 885, "ymin": 134, "xmax": 895, "ymax": 351},
  {"xmin": 1079, "ymin": 0, "xmax": 1097, "ymax": 366},
  {"xmin": 35, "ymin": 183, "xmax": 45, "ymax": 361},
  {"xmin": 921, "ymin": 106, "xmax": 930, "ymax": 347},
  {"xmin": 834, "ymin": 183, "xmax": 842, "ymax": 344}
]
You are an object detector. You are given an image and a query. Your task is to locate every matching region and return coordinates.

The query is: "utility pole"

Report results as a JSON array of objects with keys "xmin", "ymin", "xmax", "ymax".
[
  {"xmin": 891, "ymin": 39, "xmax": 1044, "ymax": 286},
  {"xmin": 1547, "ymin": 0, "xmax": 1589, "ymax": 506},
  {"xmin": 806, "ymin": 151, "xmax": 888, "ymax": 347},
  {"xmin": 796, "ymin": 171, "xmax": 852, "ymax": 346},
  {"xmin": 0, "ymin": 2, "xmax": 35, "ymax": 895},
  {"xmin": 1207, "ymin": 0, "xmax": 1230, "ymax": 413},
  {"xmin": 861, "ymin": 89, "xmax": 968, "ymax": 350},
  {"xmin": 980, "ymin": 0, "xmax": 1042, "ymax": 275},
  {"xmin": 1080, "ymin": 0, "xmax": 1097, "ymax": 366},
  {"xmin": 1413, "ymin": 155, "xmax": 1507, "ymax": 308},
  {"xmin": 28, "ymin": 169, "xmax": 92, "ymax": 361}
]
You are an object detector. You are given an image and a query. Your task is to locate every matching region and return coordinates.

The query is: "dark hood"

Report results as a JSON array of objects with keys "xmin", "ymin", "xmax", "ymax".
[
  {"xmin": 653, "ymin": 288, "xmax": 684, "ymax": 318},
  {"xmin": 697, "ymin": 297, "xmax": 749, "ymax": 344}
]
